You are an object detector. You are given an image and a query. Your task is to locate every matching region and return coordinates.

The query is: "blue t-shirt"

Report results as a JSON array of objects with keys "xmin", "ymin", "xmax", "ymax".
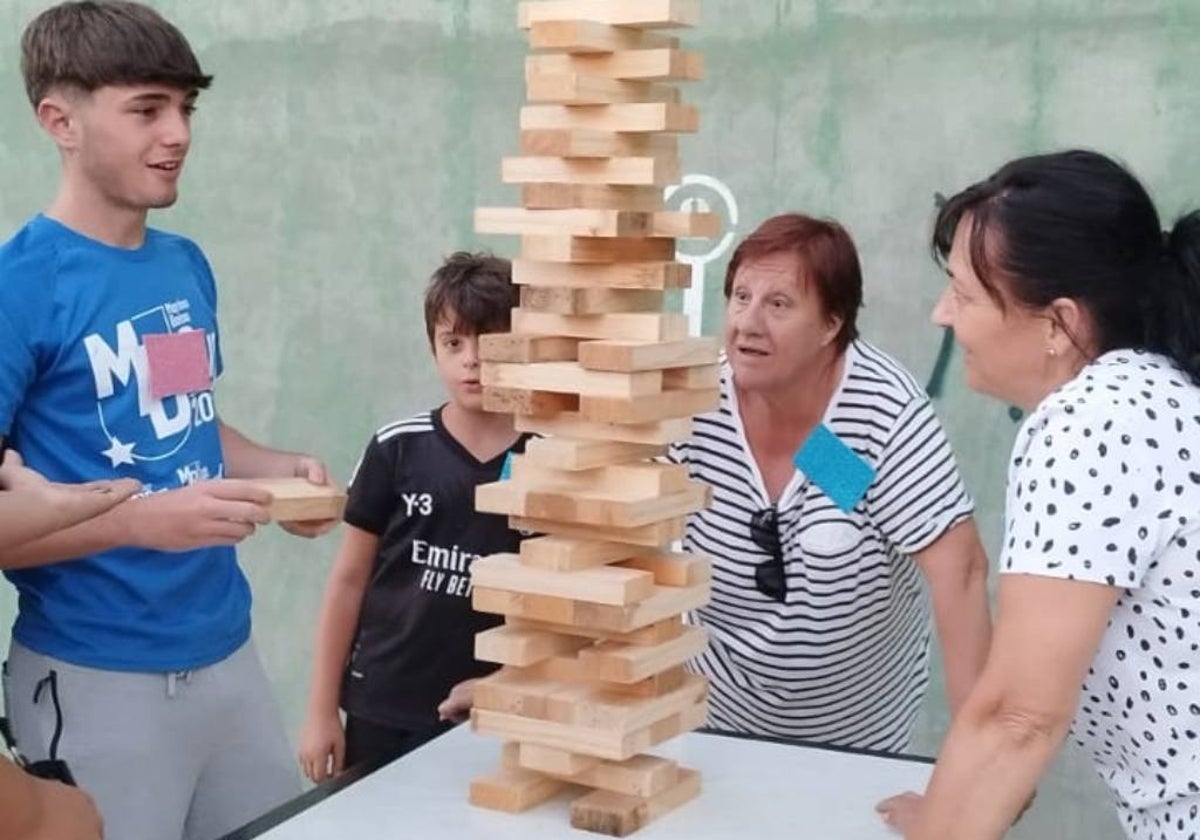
[{"xmin": 0, "ymin": 215, "xmax": 251, "ymax": 671}]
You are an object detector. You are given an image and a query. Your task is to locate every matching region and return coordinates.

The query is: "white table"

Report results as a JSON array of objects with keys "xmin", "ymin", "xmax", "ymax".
[{"xmin": 234, "ymin": 726, "xmax": 932, "ymax": 839}]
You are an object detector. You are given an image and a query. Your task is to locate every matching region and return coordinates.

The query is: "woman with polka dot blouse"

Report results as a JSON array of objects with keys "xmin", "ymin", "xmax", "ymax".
[{"xmin": 878, "ymin": 150, "xmax": 1200, "ymax": 839}]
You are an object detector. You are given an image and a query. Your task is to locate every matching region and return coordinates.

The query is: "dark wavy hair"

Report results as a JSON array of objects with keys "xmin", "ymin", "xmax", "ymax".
[
  {"xmin": 423, "ymin": 252, "xmax": 515, "ymax": 346},
  {"xmin": 933, "ymin": 149, "xmax": 1200, "ymax": 381}
]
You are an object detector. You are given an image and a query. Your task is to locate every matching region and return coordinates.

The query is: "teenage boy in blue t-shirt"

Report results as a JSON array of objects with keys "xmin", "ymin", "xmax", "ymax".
[{"xmin": 0, "ymin": 4, "xmax": 335, "ymax": 839}]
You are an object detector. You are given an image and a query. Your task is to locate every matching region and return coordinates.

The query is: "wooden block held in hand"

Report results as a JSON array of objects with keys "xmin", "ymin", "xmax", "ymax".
[{"xmin": 247, "ymin": 478, "xmax": 346, "ymax": 522}]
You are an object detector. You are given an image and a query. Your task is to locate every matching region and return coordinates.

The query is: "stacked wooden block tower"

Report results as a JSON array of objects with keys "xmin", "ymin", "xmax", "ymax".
[{"xmin": 465, "ymin": 0, "xmax": 720, "ymax": 835}]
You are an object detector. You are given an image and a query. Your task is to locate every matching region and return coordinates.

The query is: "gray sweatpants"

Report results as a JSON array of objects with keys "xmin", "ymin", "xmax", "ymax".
[{"xmin": 2, "ymin": 638, "xmax": 299, "ymax": 840}]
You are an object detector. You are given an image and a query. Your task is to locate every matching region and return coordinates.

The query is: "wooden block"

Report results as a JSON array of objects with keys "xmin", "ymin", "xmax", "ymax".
[
  {"xmin": 521, "ymin": 286, "xmax": 665, "ymax": 315},
  {"xmin": 570, "ymin": 768, "xmax": 701, "ymax": 836},
  {"xmin": 513, "ymin": 309, "xmax": 688, "ymax": 342},
  {"xmin": 662, "ymin": 364, "xmax": 720, "ymax": 390},
  {"xmin": 518, "ymin": 743, "xmax": 601, "ymax": 777},
  {"xmin": 516, "ymin": 412, "xmax": 689, "ymax": 445},
  {"xmin": 508, "ymin": 514, "xmax": 685, "ymax": 548},
  {"xmin": 602, "ymin": 664, "xmax": 689, "ymax": 699},
  {"xmin": 519, "ymin": 535, "xmax": 640, "ymax": 571},
  {"xmin": 508, "ymin": 616, "xmax": 685, "ymax": 649},
  {"xmin": 578, "ymin": 624, "xmax": 708, "ymax": 683},
  {"xmin": 483, "ymin": 386, "xmax": 579, "ymax": 417},
  {"xmin": 529, "ymin": 20, "xmax": 679, "ymax": 53},
  {"xmin": 509, "ymin": 737, "xmax": 683, "ymax": 799},
  {"xmin": 510, "ymin": 458, "xmax": 688, "ymax": 496},
  {"xmin": 478, "ymin": 207, "xmax": 714, "ymax": 240},
  {"xmin": 648, "ymin": 697, "xmax": 708, "ymax": 740},
  {"xmin": 552, "ymin": 673, "xmax": 708, "ymax": 731},
  {"xmin": 474, "ymin": 670, "xmax": 555, "ymax": 717},
  {"xmin": 578, "ymin": 336, "xmax": 719, "ymax": 371},
  {"xmin": 475, "ymin": 624, "xmax": 595, "ymax": 667},
  {"xmin": 519, "ymin": 129, "xmax": 677, "ymax": 158},
  {"xmin": 469, "ymin": 766, "xmax": 568, "ymax": 813},
  {"xmin": 563, "ymin": 754, "xmax": 680, "ymax": 798},
  {"xmin": 478, "ymin": 332, "xmax": 580, "ymax": 363},
  {"xmin": 520, "ymin": 103, "xmax": 699, "ymax": 134},
  {"xmin": 473, "ymin": 580, "xmax": 708, "ymax": 634},
  {"xmin": 247, "ymin": 478, "xmax": 346, "ymax": 522},
  {"xmin": 617, "ymin": 551, "xmax": 711, "ymax": 587},
  {"xmin": 527, "ymin": 49, "xmax": 704, "ymax": 82},
  {"xmin": 522, "ymin": 437, "xmax": 667, "ymax": 470},
  {"xmin": 513, "ymin": 259, "xmax": 691, "ymax": 290},
  {"xmin": 476, "ymin": 480, "xmax": 709, "ymax": 529},
  {"xmin": 522, "ymin": 184, "xmax": 664, "ymax": 211},
  {"xmin": 479, "ymin": 207, "xmax": 651, "ymax": 237},
  {"xmin": 580, "ymin": 388, "xmax": 720, "ymax": 423},
  {"xmin": 471, "ymin": 695, "xmax": 706, "ymax": 762},
  {"xmin": 504, "ymin": 157, "xmax": 680, "ymax": 187},
  {"xmin": 471, "ymin": 553, "xmax": 656, "ymax": 606},
  {"xmin": 526, "ymin": 72, "xmax": 681, "ymax": 105},
  {"xmin": 520, "ymin": 235, "xmax": 676, "ymax": 264},
  {"xmin": 481, "ymin": 361, "xmax": 663, "ymax": 399},
  {"xmin": 518, "ymin": 0, "xmax": 699, "ymax": 30}
]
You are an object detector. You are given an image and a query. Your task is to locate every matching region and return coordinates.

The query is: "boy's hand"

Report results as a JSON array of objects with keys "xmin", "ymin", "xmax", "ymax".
[
  {"xmin": 26, "ymin": 777, "xmax": 104, "ymax": 840},
  {"xmin": 298, "ymin": 711, "xmax": 345, "ymax": 783},
  {"xmin": 280, "ymin": 455, "xmax": 339, "ymax": 539},
  {"xmin": 437, "ymin": 678, "xmax": 479, "ymax": 723},
  {"xmin": 0, "ymin": 450, "xmax": 140, "ymax": 547},
  {"xmin": 124, "ymin": 480, "xmax": 272, "ymax": 551}
]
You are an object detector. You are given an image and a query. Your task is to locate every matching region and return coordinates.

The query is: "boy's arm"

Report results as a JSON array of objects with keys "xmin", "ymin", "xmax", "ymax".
[
  {"xmin": 218, "ymin": 419, "xmax": 337, "ymax": 538},
  {"xmin": 0, "ymin": 450, "xmax": 140, "ymax": 551},
  {"xmin": 218, "ymin": 419, "xmax": 327, "ymax": 483},
  {"xmin": 0, "ymin": 478, "xmax": 272, "ymax": 570},
  {"xmin": 299, "ymin": 524, "xmax": 378, "ymax": 782}
]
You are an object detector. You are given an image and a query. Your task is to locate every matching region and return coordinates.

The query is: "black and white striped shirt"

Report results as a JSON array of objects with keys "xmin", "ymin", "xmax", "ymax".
[{"xmin": 672, "ymin": 341, "xmax": 973, "ymax": 752}]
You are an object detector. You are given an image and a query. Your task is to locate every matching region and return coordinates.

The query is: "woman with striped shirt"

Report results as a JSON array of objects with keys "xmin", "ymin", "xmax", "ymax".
[{"xmin": 673, "ymin": 213, "xmax": 992, "ymax": 753}]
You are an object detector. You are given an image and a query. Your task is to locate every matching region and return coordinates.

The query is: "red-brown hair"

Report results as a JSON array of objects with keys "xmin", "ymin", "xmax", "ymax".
[{"xmin": 724, "ymin": 213, "xmax": 863, "ymax": 352}]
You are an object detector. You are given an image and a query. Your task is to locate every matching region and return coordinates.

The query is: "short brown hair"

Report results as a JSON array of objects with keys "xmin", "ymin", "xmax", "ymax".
[
  {"xmin": 724, "ymin": 213, "xmax": 863, "ymax": 352},
  {"xmin": 21, "ymin": 1, "xmax": 212, "ymax": 108},
  {"xmin": 423, "ymin": 252, "xmax": 516, "ymax": 346}
]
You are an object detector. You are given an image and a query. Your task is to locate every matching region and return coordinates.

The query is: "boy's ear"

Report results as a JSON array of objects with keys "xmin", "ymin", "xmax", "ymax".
[{"xmin": 35, "ymin": 93, "xmax": 80, "ymax": 150}]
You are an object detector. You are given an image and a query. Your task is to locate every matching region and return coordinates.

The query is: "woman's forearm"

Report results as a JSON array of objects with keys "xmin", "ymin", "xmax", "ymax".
[{"xmin": 913, "ymin": 695, "xmax": 1067, "ymax": 839}]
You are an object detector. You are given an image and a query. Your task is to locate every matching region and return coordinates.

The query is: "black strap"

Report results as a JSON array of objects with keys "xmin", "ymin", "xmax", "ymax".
[{"xmin": 32, "ymin": 670, "xmax": 65, "ymax": 762}]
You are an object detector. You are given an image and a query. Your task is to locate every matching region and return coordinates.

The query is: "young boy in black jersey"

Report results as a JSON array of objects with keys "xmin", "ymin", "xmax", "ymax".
[{"xmin": 298, "ymin": 252, "xmax": 529, "ymax": 781}]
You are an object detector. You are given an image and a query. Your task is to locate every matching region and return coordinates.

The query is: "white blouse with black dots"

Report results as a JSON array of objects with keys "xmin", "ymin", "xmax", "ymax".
[{"xmin": 1003, "ymin": 349, "xmax": 1200, "ymax": 839}]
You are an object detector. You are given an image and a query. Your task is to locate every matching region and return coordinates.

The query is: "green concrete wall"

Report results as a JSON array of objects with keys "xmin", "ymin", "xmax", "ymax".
[{"xmin": 2, "ymin": 2, "xmax": 1197, "ymax": 835}]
